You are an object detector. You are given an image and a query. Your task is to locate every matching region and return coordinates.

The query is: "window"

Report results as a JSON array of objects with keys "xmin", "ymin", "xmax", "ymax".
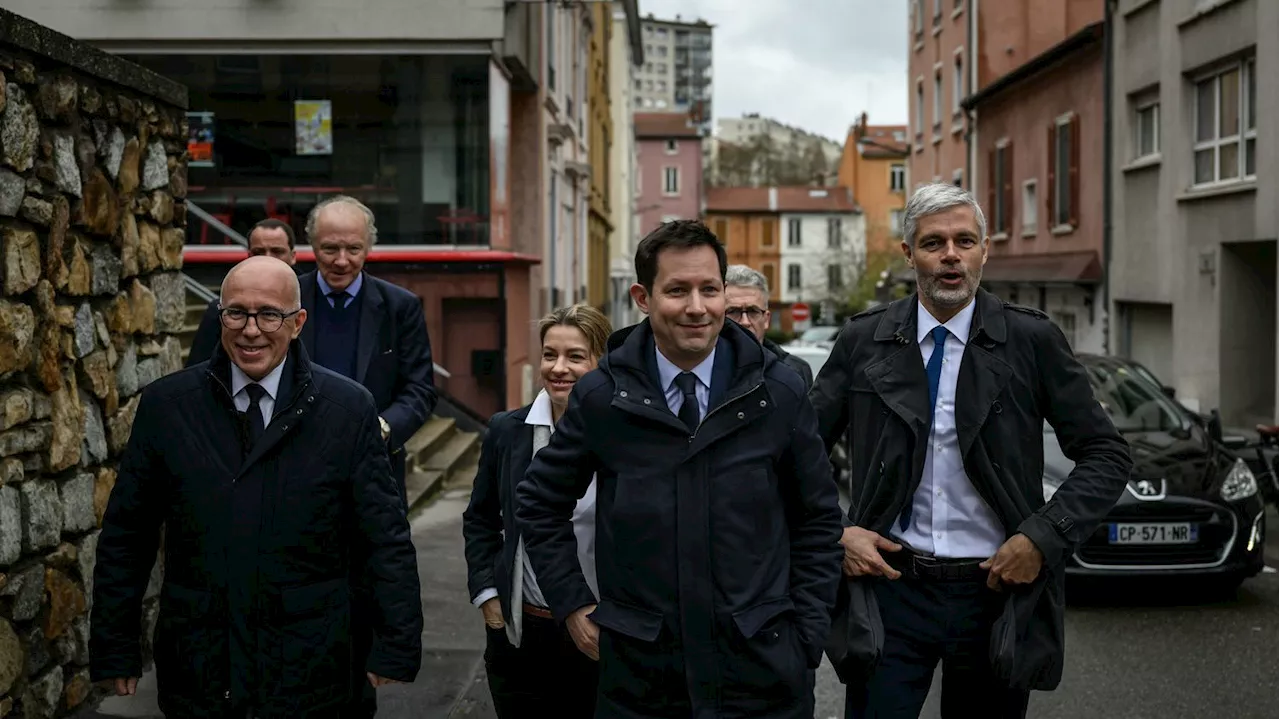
[
  {"xmin": 1134, "ymin": 101, "xmax": 1159, "ymax": 160},
  {"xmin": 1194, "ymin": 58, "xmax": 1256, "ymax": 185},
  {"xmin": 932, "ymin": 70, "xmax": 942, "ymax": 129},
  {"xmin": 914, "ymin": 80, "xmax": 924, "ymax": 137},
  {"xmin": 761, "ymin": 262, "xmax": 777, "ymax": 292},
  {"xmin": 952, "ymin": 168, "xmax": 963, "ymax": 187},
  {"xmin": 827, "ymin": 218, "xmax": 842, "ymax": 248},
  {"xmin": 952, "ymin": 54, "xmax": 964, "ymax": 116},
  {"xmin": 665, "ymin": 139, "xmax": 679, "ymax": 154},
  {"xmin": 787, "ymin": 218, "xmax": 802, "ymax": 247},
  {"xmin": 827, "ymin": 264, "xmax": 843, "ymax": 291},
  {"xmin": 913, "ymin": 0, "xmax": 924, "ymax": 36},
  {"xmin": 661, "ymin": 214, "xmax": 680, "ymax": 224},
  {"xmin": 788, "ymin": 264, "xmax": 801, "ymax": 290},
  {"xmin": 761, "ymin": 219, "xmax": 775, "ymax": 248},
  {"xmin": 1047, "ymin": 115, "xmax": 1079, "ymax": 227},
  {"xmin": 663, "ymin": 166, "xmax": 680, "ymax": 195},
  {"xmin": 1021, "ymin": 180, "xmax": 1038, "ymax": 235},
  {"xmin": 988, "ymin": 141, "xmax": 1013, "ymax": 235},
  {"xmin": 933, "ymin": 0, "xmax": 942, "ymax": 22},
  {"xmin": 657, "ymin": 63, "xmax": 666, "ymax": 73},
  {"xmin": 890, "ymin": 163, "xmax": 906, "ymax": 191},
  {"xmin": 890, "ymin": 209, "xmax": 904, "ymax": 236}
]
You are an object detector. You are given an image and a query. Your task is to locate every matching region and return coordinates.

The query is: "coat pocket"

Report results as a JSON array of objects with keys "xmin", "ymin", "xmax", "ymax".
[
  {"xmin": 589, "ymin": 599, "xmax": 668, "ymax": 710},
  {"xmin": 274, "ymin": 578, "xmax": 351, "ymax": 705},
  {"xmin": 721, "ymin": 596, "xmax": 806, "ymax": 713}
]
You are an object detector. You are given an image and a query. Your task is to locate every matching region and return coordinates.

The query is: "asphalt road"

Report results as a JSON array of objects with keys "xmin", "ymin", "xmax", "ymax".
[{"xmin": 81, "ymin": 496, "xmax": 1278, "ymax": 719}]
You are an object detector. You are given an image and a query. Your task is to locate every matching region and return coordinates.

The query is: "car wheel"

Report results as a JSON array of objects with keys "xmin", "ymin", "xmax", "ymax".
[{"xmin": 1208, "ymin": 575, "xmax": 1246, "ymax": 600}]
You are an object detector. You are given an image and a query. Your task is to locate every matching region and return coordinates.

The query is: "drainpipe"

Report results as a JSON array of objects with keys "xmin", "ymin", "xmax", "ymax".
[{"xmin": 1102, "ymin": 0, "xmax": 1115, "ymax": 354}]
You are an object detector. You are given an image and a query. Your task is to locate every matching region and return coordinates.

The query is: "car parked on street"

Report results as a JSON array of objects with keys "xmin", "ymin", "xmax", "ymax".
[
  {"xmin": 783, "ymin": 343, "xmax": 852, "ymax": 495},
  {"xmin": 1043, "ymin": 354, "xmax": 1267, "ymax": 592},
  {"xmin": 786, "ymin": 325, "xmax": 841, "ymax": 349}
]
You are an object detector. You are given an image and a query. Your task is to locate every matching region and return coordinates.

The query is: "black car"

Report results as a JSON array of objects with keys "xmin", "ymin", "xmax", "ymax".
[{"xmin": 1042, "ymin": 354, "xmax": 1267, "ymax": 592}]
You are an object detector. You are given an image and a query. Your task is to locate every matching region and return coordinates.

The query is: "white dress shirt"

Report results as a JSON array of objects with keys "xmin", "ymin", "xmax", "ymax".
[
  {"xmin": 230, "ymin": 359, "xmax": 286, "ymax": 426},
  {"xmin": 891, "ymin": 299, "xmax": 1005, "ymax": 559},
  {"xmin": 655, "ymin": 345, "xmax": 715, "ymax": 421}
]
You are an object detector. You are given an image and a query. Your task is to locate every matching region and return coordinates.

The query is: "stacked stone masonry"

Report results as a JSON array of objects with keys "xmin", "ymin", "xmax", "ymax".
[{"xmin": 0, "ymin": 11, "xmax": 187, "ymax": 718}]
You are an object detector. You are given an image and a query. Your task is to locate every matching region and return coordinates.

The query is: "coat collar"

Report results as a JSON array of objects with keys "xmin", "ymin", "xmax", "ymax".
[
  {"xmin": 873, "ymin": 287, "xmax": 1007, "ymax": 346},
  {"xmin": 604, "ymin": 318, "xmax": 767, "ymax": 392}
]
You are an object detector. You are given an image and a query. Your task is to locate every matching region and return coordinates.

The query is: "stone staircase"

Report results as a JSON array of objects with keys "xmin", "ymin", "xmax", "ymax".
[{"xmin": 179, "ymin": 284, "xmax": 482, "ymax": 512}]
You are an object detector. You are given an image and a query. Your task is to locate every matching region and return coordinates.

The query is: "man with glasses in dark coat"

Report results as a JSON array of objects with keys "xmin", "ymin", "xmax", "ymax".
[{"xmin": 91, "ymin": 256, "xmax": 423, "ymax": 719}]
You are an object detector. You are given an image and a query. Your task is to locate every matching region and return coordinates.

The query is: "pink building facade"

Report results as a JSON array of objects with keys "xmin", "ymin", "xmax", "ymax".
[{"xmin": 635, "ymin": 112, "xmax": 703, "ymax": 237}]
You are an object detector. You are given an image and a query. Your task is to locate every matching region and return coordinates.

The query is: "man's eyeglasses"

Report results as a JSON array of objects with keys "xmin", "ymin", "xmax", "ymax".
[
  {"xmin": 219, "ymin": 307, "xmax": 301, "ymax": 333},
  {"xmin": 726, "ymin": 306, "xmax": 766, "ymax": 321}
]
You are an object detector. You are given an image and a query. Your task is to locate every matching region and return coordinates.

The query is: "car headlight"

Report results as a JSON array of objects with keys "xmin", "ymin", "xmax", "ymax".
[{"xmin": 1220, "ymin": 458, "xmax": 1258, "ymax": 502}]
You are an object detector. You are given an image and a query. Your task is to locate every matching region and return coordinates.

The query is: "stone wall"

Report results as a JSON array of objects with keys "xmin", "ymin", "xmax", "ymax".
[{"xmin": 0, "ymin": 9, "xmax": 187, "ymax": 718}]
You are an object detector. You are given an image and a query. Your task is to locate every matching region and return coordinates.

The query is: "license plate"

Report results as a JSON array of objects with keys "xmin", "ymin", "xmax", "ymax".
[{"xmin": 1108, "ymin": 522, "xmax": 1198, "ymax": 544}]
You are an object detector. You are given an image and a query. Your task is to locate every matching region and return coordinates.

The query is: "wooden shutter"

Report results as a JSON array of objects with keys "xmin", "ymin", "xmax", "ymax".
[
  {"xmin": 1068, "ymin": 114, "xmax": 1081, "ymax": 226},
  {"xmin": 987, "ymin": 148, "xmax": 997, "ymax": 232},
  {"xmin": 1046, "ymin": 123, "xmax": 1057, "ymax": 226},
  {"xmin": 1002, "ymin": 141, "xmax": 1014, "ymax": 234}
]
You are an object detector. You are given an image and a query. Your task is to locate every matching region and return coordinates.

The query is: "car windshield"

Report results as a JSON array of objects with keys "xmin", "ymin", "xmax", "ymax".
[{"xmin": 1084, "ymin": 362, "xmax": 1191, "ymax": 433}]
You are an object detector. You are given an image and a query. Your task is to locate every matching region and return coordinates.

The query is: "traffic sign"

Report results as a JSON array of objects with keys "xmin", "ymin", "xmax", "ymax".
[{"xmin": 791, "ymin": 302, "xmax": 811, "ymax": 323}]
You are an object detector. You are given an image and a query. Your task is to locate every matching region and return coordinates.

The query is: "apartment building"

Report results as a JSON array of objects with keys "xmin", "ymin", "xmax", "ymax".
[
  {"xmin": 609, "ymin": 2, "xmax": 645, "ymax": 330},
  {"xmin": 634, "ymin": 14, "xmax": 713, "ymax": 136},
  {"xmin": 836, "ymin": 113, "xmax": 911, "ymax": 263},
  {"xmin": 1108, "ymin": 0, "xmax": 1276, "ymax": 426},
  {"xmin": 635, "ymin": 113, "xmax": 704, "ymax": 237},
  {"xmin": 906, "ymin": 0, "xmax": 971, "ymax": 189},
  {"xmin": 965, "ymin": 1, "xmax": 1108, "ymax": 354},
  {"xmin": 705, "ymin": 186, "xmax": 862, "ymax": 330}
]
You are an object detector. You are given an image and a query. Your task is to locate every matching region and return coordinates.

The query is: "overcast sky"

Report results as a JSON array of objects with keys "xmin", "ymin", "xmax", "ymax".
[{"xmin": 637, "ymin": 0, "xmax": 908, "ymax": 142}]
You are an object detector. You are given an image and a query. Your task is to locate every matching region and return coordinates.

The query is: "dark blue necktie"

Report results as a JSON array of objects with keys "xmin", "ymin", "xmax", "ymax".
[
  {"xmin": 674, "ymin": 372, "xmax": 700, "ymax": 432},
  {"xmin": 329, "ymin": 291, "xmax": 351, "ymax": 310},
  {"xmin": 899, "ymin": 325, "xmax": 950, "ymax": 531}
]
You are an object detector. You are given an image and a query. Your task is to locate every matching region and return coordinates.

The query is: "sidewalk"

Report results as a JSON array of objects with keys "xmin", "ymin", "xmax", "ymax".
[{"xmin": 78, "ymin": 487, "xmax": 496, "ymax": 719}]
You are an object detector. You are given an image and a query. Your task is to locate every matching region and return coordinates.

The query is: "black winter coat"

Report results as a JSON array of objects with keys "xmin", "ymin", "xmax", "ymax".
[
  {"xmin": 515, "ymin": 320, "xmax": 843, "ymax": 719},
  {"xmin": 90, "ymin": 341, "xmax": 423, "ymax": 718}
]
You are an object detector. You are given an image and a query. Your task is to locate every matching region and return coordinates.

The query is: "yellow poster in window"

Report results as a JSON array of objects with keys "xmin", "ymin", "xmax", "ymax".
[{"xmin": 294, "ymin": 100, "xmax": 332, "ymax": 156}]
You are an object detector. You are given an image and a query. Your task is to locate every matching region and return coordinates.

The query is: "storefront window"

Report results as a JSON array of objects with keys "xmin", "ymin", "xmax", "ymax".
[{"xmin": 125, "ymin": 54, "xmax": 491, "ymax": 246}]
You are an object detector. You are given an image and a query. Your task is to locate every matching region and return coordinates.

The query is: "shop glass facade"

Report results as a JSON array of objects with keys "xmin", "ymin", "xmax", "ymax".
[{"xmin": 126, "ymin": 54, "xmax": 492, "ymax": 246}]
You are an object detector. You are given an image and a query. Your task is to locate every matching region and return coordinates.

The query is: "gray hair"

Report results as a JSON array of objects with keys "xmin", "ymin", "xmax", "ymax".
[
  {"xmin": 903, "ymin": 183, "xmax": 988, "ymax": 247},
  {"xmin": 725, "ymin": 264, "xmax": 769, "ymax": 295},
  {"xmin": 305, "ymin": 195, "xmax": 378, "ymax": 246}
]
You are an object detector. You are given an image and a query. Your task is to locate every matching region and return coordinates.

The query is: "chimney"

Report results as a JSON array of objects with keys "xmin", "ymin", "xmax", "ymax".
[{"xmin": 768, "ymin": 187, "xmax": 778, "ymax": 212}]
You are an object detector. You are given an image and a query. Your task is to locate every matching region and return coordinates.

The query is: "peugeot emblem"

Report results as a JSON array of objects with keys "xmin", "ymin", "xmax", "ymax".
[{"xmin": 1136, "ymin": 479, "xmax": 1157, "ymax": 496}]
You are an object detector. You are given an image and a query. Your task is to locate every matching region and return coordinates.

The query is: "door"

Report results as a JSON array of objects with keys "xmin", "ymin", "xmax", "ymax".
[{"xmin": 441, "ymin": 298, "xmax": 505, "ymax": 419}]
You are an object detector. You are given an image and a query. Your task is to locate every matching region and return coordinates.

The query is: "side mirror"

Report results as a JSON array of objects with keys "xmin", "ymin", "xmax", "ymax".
[
  {"xmin": 1161, "ymin": 385, "xmax": 1176, "ymax": 400},
  {"xmin": 1207, "ymin": 408, "xmax": 1225, "ymax": 444}
]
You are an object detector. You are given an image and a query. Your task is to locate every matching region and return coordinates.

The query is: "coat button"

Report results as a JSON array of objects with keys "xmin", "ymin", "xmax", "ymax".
[
  {"xmin": 296, "ymin": 408, "xmax": 303, "ymax": 415},
  {"xmin": 993, "ymin": 401, "xmax": 1003, "ymax": 414},
  {"xmin": 759, "ymin": 400, "xmax": 767, "ymax": 407},
  {"xmin": 620, "ymin": 391, "xmax": 628, "ymax": 398},
  {"xmin": 307, "ymin": 395, "xmax": 315, "ymax": 403},
  {"xmin": 643, "ymin": 398, "xmax": 651, "ymax": 405},
  {"xmin": 737, "ymin": 412, "xmax": 745, "ymax": 419}
]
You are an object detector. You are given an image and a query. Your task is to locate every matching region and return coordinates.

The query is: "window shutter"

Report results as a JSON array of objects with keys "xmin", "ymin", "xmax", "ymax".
[
  {"xmin": 987, "ymin": 148, "xmax": 997, "ymax": 231},
  {"xmin": 1069, "ymin": 114, "xmax": 1081, "ymax": 226},
  {"xmin": 1002, "ymin": 141, "xmax": 1014, "ymax": 234},
  {"xmin": 1046, "ymin": 124, "xmax": 1056, "ymax": 224}
]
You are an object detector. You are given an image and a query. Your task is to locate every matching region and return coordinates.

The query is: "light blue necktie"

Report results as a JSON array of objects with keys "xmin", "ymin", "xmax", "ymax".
[{"xmin": 899, "ymin": 325, "xmax": 950, "ymax": 531}]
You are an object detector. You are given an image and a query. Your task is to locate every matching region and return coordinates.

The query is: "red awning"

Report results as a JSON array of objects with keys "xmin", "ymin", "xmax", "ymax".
[
  {"xmin": 981, "ymin": 250, "xmax": 1101, "ymax": 284},
  {"xmin": 183, "ymin": 247, "xmax": 541, "ymax": 265}
]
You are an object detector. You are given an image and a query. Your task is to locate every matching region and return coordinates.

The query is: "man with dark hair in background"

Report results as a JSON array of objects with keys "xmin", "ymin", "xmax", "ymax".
[
  {"xmin": 187, "ymin": 218, "xmax": 298, "ymax": 366},
  {"xmin": 516, "ymin": 220, "xmax": 843, "ymax": 719}
]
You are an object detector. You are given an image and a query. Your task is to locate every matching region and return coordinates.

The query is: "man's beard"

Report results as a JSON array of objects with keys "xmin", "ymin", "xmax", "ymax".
[{"xmin": 919, "ymin": 267, "xmax": 980, "ymax": 309}]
